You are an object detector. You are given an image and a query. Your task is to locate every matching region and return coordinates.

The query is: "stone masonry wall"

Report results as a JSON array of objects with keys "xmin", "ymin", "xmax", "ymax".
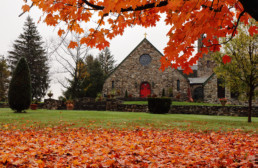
[
  {"xmin": 107, "ymin": 104, "xmax": 258, "ymax": 117},
  {"xmin": 203, "ymin": 75, "xmax": 218, "ymax": 103},
  {"xmin": 102, "ymin": 39, "xmax": 189, "ymax": 100},
  {"xmin": 170, "ymin": 105, "xmax": 258, "ymax": 117},
  {"xmin": 203, "ymin": 74, "xmax": 258, "ymax": 106}
]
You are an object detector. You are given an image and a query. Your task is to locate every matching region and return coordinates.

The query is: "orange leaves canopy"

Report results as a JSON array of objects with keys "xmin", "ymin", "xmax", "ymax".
[
  {"xmin": 0, "ymin": 127, "xmax": 257, "ymax": 167},
  {"xmin": 22, "ymin": 0, "xmax": 258, "ymax": 73}
]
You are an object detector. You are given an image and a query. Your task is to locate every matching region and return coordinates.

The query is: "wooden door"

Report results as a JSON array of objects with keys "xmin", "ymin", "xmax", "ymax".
[{"xmin": 140, "ymin": 82, "xmax": 151, "ymax": 98}]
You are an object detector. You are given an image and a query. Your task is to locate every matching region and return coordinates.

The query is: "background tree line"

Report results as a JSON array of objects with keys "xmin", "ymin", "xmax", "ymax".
[
  {"xmin": 0, "ymin": 16, "xmax": 116, "ymax": 103},
  {"xmin": 51, "ymin": 35, "xmax": 116, "ymax": 100}
]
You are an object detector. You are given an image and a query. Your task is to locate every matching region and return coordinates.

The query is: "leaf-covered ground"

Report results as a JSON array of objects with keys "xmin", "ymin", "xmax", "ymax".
[{"xmin": 0, "ymin": 126, "xmax": 257, "ymax": 167}]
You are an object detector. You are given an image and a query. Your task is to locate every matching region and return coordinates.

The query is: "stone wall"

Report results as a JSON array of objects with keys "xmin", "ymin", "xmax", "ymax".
[
  {"xmin": 104, "ymin": 101, "xmax": 258, "ymax": 117},
  {"xmin": 197, "ymin": 53, "xmax": 217, "ymax": 78},
  {"xmin": 170, "ymin": 105, "xmax": 258, "ymax": 117},
  {"xmin": 43, "ymin": 99, "xmax": 65, "ymax": 110},
  {"xmin": 203, "ymin": 75, "xmax": 218, "ymax": 103},
  {"xmin": 102, "ymin": 39, "xmax": 188, "ymax": 99},
  {"xmin": 1, "ymin": 98, "xmax": 257, "ymax": 117},
  {"xmin": 117, "ymin": 104, "xmax": 148, "ymax": 112},
  {"xmin": 0, "ymin": 102, "xmax": 9, "ymax": 108},
  {"xmin": 75, "ymin": 97, "xmax": 106, "ymax": 111}
]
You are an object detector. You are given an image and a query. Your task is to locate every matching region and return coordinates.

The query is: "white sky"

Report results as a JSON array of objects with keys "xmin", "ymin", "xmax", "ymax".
[{"xmin": 0, "ymin": 1, "xmax": 171, "ymax": 99}]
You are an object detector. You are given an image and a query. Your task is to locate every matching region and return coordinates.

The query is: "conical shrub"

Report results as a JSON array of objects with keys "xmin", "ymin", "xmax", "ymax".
[{"xmin": 8, "ymin": 57, "xmax": 31, "ymax": 113}]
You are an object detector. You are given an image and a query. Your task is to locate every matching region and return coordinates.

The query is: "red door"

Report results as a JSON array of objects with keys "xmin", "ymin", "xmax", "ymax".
[{"xmin": 140, "ymin": 82, "xmax": 151, "ymax": 98}]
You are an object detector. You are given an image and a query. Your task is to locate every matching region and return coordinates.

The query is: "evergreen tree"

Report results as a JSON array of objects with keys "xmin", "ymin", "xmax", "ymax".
[
  {"xmin": 98, "ymin": 47, "xmax": 116, "ymax": 77},
  {"xmin": 8, "ymin": 58, "xmax": 31, "ymax": 113},
  {"xmin": 8, "ymin": 16, "xmax": 49, "ymax": 101},
  {"xmin": 0, "ymin": 56, "xmax": 10, "ymax": 102},
  {"xmin": 84, "ymin": 55, "xmax": 105, "ymax": 98}
]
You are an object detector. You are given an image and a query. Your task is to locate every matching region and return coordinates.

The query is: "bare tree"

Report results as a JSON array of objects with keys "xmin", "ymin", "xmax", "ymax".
[{"xmin": 51, "ymin": 34, "xmax": 91, "ymax": 99}]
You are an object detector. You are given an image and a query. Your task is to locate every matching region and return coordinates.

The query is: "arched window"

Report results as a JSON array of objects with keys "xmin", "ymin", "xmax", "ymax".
[{"xmin": 177, "ymin": 80, "xmax": 180, "ymax": 91}]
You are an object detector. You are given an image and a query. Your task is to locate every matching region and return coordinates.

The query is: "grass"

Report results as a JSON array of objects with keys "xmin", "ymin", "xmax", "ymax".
[
  {"xmin": 0, "ymin": 108, "xmax": 257, "ymax": 132},
  {"xmin": 123, "ymin": 101, "xmax": 229, "ymax": 106}
]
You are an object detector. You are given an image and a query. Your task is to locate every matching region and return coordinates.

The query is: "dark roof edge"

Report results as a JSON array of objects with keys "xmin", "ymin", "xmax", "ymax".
[
  {"xmin": 203, "ymin": 73, "xmax": 215, "ymax": 86},
  {"xmin": 175, "ymin": 69, "xmax": 190, "ymax": 81}
]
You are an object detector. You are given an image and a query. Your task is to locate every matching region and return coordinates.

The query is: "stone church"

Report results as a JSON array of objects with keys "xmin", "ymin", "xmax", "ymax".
[{"xmin": 102, "ymin": 38, "xmax": 256, "ymax": 105}]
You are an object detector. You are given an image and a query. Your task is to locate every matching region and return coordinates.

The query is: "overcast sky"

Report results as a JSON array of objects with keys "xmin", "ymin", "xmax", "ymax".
[{"xmin": 0, "ymin": 1, "xmax": 170, "ymax": 99}]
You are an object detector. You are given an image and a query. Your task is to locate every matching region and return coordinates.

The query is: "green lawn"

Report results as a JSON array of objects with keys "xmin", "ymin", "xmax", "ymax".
[
  {"xmin": 123, "ymin": 101, "xmax": 229, "ymax": 106},
  {"xmin": 0, "ymin": 108, "xmax": 257, "ymax": 132}
]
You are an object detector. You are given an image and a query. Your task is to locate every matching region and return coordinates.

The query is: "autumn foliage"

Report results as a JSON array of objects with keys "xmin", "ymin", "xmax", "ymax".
[
  {"xmin": 22, "ymin": 0, "xmax": 258, "ymax": 74},
  {"xmin": 0, "ymin": 126, "xmax": 257, "ymax": 167}
]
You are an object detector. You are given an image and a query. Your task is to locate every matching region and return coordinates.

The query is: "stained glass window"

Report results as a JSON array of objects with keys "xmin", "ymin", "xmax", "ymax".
[{"xmin": 139, "ymin": 54, "xmax": 151, "ymax": 66}]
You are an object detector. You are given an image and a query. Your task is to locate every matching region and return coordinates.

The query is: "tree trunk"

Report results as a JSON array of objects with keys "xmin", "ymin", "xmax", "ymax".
[{"xmin": 248, "ymin": 86, "xmax": 254, "ymax": 123}]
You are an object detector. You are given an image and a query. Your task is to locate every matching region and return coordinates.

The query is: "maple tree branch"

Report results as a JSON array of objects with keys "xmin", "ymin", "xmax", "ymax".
[
  {"xmin": 121, "ymin": 1, "xmax": 168, "ymax": 12},
  {"xmin": 19, "ymin": 3, "xmax": 34, "ymax": 17},
  {"xmin": 81, "ymin": 0, "xmax": 104, "ymax": 10},
  {"xmin": 81, "ymin": 0, "xmax": 168, "ymax": 12},
  {"xmin": 225, "ymin": 10, "xmax": 246, "ymax": 43},
  {"xmin": 197, "ymin": 10, "xmax": 246, "ymax": 50}
]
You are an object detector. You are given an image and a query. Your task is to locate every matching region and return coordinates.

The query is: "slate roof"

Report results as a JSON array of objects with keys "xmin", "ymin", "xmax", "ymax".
[
  {"xmin": 188, "ymin": 73, "xmax": 215, "ymax": 85},
  {"xmin": 178, "ymin": 65, "xmax": 198, "ymax": 70}
]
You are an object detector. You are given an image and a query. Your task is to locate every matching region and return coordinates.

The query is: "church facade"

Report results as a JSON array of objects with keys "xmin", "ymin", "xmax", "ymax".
[{"xmin": 102, "ymin": 38, "xmax": 257, "ymax": 105}]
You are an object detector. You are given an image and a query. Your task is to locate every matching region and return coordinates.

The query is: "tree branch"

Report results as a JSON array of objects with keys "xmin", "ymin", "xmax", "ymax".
[{"xmin": 81, "ymin": 0, "xmax": 168, "ymax": 12}]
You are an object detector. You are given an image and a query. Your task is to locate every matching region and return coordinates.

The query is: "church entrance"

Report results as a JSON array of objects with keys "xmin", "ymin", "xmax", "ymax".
[
  {"xmin": 193, "ymin": 86, "xmax": 204, "ymax": 101},
  {"xmin": 140, "ymin": 82, "xmax": 151, "ymax": 98}
]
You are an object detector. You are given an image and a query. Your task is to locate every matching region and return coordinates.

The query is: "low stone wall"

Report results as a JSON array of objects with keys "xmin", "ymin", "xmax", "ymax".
[
  {"xmin": 108, "ymin": 104, "xmax": 258, "ymax": 117},
  {"xmin": 1, "ymin": 98, "xmax": 257, "ymax": 117},
  {"xmin": 43, "ymin": 99, "xmax": 65, "ymax": 110},
  {"xmin": 116, "ymin": 104, "xmax": 148, "ymax": 112},
  {"xmin": 0, "ymin": 102, "xmax": 9, "ymax": 108},
  {"xmin": 75, "ymin": 97, "xmax": 106, "ymax": 111},
  {"xmin": 169, "ymin": 106, "xmax": 258, "ymax": 117}
]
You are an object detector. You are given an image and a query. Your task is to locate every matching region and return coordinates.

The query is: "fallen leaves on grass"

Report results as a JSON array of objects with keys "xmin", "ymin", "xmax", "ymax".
[{"xmin": 0, "ymin": 127, "xmax": 257, "ymax": 167}]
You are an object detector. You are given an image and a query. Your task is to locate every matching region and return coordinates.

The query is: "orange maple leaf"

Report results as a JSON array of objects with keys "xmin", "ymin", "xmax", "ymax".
[
  {"xmin": 222, "ymin": 55, "xmax": 231, "ymax": 64},
  {"xmin": 68, "ymin": 41, "xmax": 78, "ymax": 49},
  {"xmin": 58, "ymin": 29, "xmax": 65, "ymax": 37},
  {"xmin": 248, "ymin": 26, "xmax": 258, "ymax": 36},
  {"xmin": 22, "ymin": 4, "xmax": 30, "ymax": 12}
]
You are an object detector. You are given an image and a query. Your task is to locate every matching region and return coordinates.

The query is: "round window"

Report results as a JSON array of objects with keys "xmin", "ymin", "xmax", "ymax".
[{"xmin": 139, "ymin": 54, "xmax": 151, "ymax": 66}]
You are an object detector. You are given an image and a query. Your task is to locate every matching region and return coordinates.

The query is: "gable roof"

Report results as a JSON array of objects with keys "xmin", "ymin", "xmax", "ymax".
[
  {"xmin": 188, "ymin": 73, "xmax": 215, "ymax": 86},
  {"xmin": 188, "ymin": 77, "xmax": 210, "ymax": 84},
  {"xmin": 106, "ymin": 38, "xmax": 163, "ymax": 79},
  {"xmin": 105, "ymin": 37, "xmax": 189, "ymax": 82}
]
